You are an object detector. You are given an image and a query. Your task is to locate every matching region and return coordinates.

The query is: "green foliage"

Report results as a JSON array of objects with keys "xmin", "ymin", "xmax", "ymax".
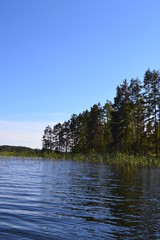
[
  {"xmin": 42, "ymin": 68, "xmax": 160, "ymax": 160},
  {"xmin": 1, "ymin": 147, "xmax": 160, "ymax": 167},
  {"xmin": 0, "ymin": 145, "xmax": 41, "ymax": 158}
]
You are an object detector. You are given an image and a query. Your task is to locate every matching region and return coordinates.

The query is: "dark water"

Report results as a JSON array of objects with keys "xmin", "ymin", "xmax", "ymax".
[{"xmin": 0, "ymin": 158, "xmax": 160, "ymax": 239}]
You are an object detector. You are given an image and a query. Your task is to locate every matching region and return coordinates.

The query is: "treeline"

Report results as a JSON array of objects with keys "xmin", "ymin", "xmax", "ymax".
[
  {"xmin": 42, "ymin": 69, "xmax": 160, "ymax": 158},
  {"xmin": 0, "ymin": 145, "xmax": 41, "ymax": 155}
]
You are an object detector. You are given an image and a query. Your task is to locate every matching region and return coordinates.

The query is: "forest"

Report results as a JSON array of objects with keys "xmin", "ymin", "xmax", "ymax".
[
  {"xmin": 42, "ymin": 69, "xmax": 160, "ymax": 159},
  {"xmin": 0, "ymin": 145, "xmax": 41, "ymax": 156}
]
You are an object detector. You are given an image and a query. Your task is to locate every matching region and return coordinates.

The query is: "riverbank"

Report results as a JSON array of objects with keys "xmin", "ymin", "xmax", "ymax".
[{"xmin": 0, "ymin": 150, "xmax": 159, "ymax": 167}]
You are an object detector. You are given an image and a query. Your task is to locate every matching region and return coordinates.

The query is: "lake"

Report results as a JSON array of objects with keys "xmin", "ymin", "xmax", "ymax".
[{"xmin": 0, "ymin": 157, "xmax": 160, "ymax": 239}]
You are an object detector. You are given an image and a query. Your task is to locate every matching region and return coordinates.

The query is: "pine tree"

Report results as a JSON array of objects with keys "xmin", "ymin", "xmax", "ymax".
[
  {"xmin": 111, "ymin": 80, "xmax": 133, "ymax": 154},
  {"xmin": 87, "ymin": 103, "xmax": 103, "ymax": 152},
  {"xmin": 144, "ymin": 69, "xmax": 160, "ymax": 158},
  {"xmin": 75, "ymin": 110, "xmax": 89, "ymax": 153},
  {"xmin": 102, "ymin": 100, "xmax": 113, "ymax": 152},
  {"xmin": 52, "ymin": 123, "xmax": 62, "ymax": 152},
  {"xmin": 129, "ymin": 78, "xmax": 144, "ymax": 154},
  {"xmin": 42, "ymin": 125, "xmax": 53, "ymax": 152}
]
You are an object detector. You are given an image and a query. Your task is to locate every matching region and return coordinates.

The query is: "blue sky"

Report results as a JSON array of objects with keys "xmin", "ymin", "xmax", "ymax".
[{"xmin": 0, "ymin": 0, "xmax": 160, "ymax": 148}]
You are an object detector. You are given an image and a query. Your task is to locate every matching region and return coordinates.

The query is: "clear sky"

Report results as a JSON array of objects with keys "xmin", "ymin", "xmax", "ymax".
[{"xmin": 0, "ymin": 0, "xmax": 160, "ymax": 148}]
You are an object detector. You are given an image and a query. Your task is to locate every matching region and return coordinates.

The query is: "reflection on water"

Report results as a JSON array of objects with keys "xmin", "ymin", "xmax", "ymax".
[{"xmin": 0, "ymin": 157, "xmax": 160, "ymax": 239}]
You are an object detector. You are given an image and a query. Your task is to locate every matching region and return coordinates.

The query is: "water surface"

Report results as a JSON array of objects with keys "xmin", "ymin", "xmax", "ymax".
[{"xmin": 0, "ymin": 157, "xmax": 160, "ymax": 239}]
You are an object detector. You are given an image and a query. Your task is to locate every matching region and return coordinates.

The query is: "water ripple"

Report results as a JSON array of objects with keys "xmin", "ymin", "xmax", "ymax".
[{"xmin": 0, "ymin": 158, "xmax": 160, "ymax": 239}]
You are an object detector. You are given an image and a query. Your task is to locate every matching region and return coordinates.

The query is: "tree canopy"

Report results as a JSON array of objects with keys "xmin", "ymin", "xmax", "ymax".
[{"xmin": 42, "ymin": 68, "xmax": 160, "ymax": 158}]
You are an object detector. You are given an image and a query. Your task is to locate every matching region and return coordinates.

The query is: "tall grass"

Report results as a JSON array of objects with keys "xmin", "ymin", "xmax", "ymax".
[
  {"xmin": 66, "ymin": 152, "xmax": 160, "ymax": 167},
  {"xmin": 0, "ymin": 151, "xmax": 159, "ymax": 167}
]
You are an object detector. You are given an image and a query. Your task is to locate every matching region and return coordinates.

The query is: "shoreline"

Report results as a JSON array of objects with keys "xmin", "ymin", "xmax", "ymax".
[{"xmin": 0, "ymin": 151, "xmax": 159, "ymax": 167}]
